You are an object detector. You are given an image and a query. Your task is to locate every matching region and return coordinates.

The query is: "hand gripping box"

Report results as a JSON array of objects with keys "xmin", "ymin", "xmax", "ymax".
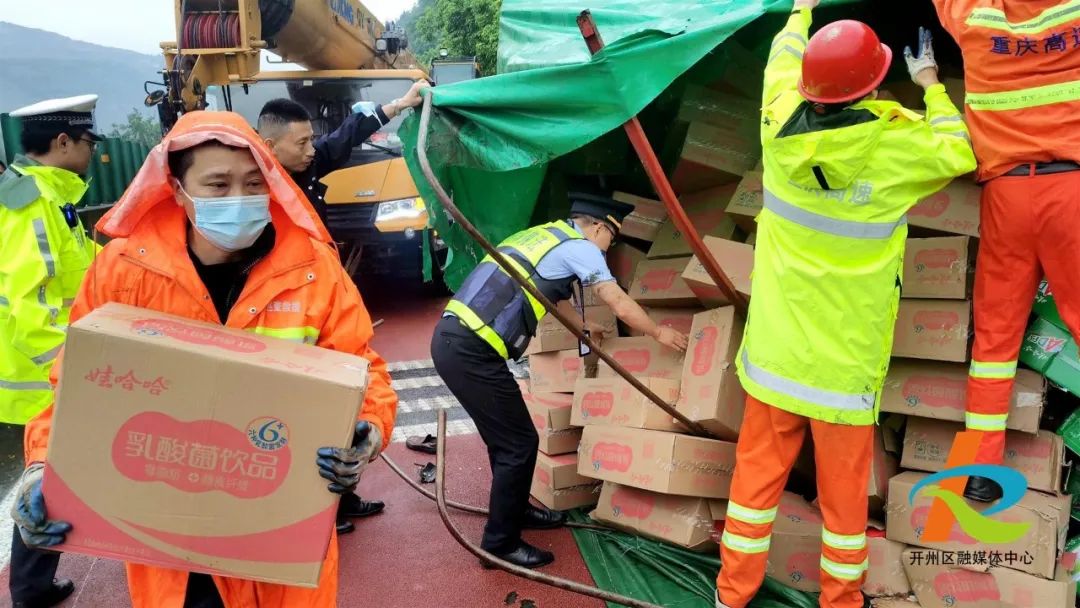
[{"xmin": 42, "ymin": 303, "xmax": 369, "ymax": 587}]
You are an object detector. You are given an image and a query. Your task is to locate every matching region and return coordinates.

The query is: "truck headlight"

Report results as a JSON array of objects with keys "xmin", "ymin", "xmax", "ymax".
[{"xmin": 375, "ymin": 197, "xmax": 426, "ymax": 221}]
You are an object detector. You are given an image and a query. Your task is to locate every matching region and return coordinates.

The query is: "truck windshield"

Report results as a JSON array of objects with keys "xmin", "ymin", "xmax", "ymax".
[
  {"xmin": 432, "ymin": 63, "xmax": 477, "ymax": 86},
  {"xmin": 205, "ymin": 78, "xmax": 414, "ymax": 152}
]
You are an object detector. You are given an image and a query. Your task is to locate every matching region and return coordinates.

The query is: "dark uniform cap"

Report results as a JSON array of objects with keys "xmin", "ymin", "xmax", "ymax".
[
  {"xmin": 568, "ymin": 192, "xmax": 636, "ymax": 234},
  {"xmin": 9, "ymin": 94, "xmax": 103, "ymax": 141}
]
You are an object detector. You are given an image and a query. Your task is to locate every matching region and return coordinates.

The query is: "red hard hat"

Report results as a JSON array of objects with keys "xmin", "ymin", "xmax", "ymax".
[{"xmin": 798, "ymin": 20, "xmax": 893, "ymax": 104}]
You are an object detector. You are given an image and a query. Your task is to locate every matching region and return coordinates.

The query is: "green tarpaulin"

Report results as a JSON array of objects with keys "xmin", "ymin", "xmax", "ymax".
[
  {"xmin": 398, "ymin": 0, "xmax": 954, "ymax": 290},
  {"xmin": 567, "ymin": 510, "xmax": 818, "ymax": 608}
]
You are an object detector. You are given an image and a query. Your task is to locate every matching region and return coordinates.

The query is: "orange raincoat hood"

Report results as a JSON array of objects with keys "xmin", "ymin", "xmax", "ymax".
[{"xmin": 97, "ymin": 111, "xmax": 331, "ymax": 243}]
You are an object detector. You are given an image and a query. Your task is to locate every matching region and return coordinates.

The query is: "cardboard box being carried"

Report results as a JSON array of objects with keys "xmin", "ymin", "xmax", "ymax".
[
  {"xmin": 530, "ymin": 451, "xmax": 601, "ymax": 511},
  {"xmin": 596, "ymin": 336, "xmax": 686, "ymax": 382},
  {"xmin": 764, "ymin": 492, "xmax": 826, "ymax": 593},
  {"xmin": 724, "ymin": 170, "xmax": 763, "ymax": 233},
  {"xmin": 892, "ymin": 299, "xmax": 971, "ymax": 363},
  {"xmin": 902, "ymin": 237, "xmax": 975, "ymax": 300},
  {"xmin": 520, "ymin": 380, "xmax": 581, "ymax": 456},
  {"xmin": 44, "ymin": 304, "xmax": 369, "ymax": 587},
  {"xmin": 571, "ymin": 376, "xmax": 682, "ymax": 432},
  {"xmin": 590, "ymin": 482, "xmax": 722, "ymax": 552},
  {"xmin": 577, "ymin": 425, "xmax": 736, "ymax": 498},
  {"xmin": 900, "ymin": 417, "xmax": 1065, "ymax": 494},
  {"xmin": 681, "ymin": 236, "xmax": 754, "ymax": 308},
  {"xmin": 885, "ymin": 471, "xmax": 1070, "ymax": 579},
  {"xmin": 676, "ymin": 307, "xmax": 746, "ymax": 441},
  {"xmin": 880, "ymin": 360, "xmax": 1045, "ymax": 434},
  {"xmin": 864, "ymin": 533, "xmax": 911, "ymax": 598},
  {"xmin": 529, "ymin": 349, "xmax": 594, "ymax": 394},
  {"xmin": 671, "ymin": 121, "xmax": 761, "ymax": 194},
  {"xmin": 612, "ymin": 191, "xmax": 668, "ymax": 242},
  {"xmin": 647, "ymin": 183, "xmax": 741, "ymax": 259},
  {"xmin": 908, "ymin": 178, "xmax": 982, "ymax": 238},
  {"xmin": 902, "ymin": 548, "xmax": 1077, "ymax": 608},
  {"xmin": 525, "ymin": 303, "xmax": 617, "ymax": 355},
  {"xmin": 628, "ymin": 256, "xmax": 699, "ymax": 308}
]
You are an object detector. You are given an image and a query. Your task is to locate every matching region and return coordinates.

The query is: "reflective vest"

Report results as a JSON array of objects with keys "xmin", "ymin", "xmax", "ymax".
[
  {"xmin": 0, "ymin": 156, "xmax": 99, "ymax": 424},
  {"xmin": 445, "ymin": 221, "xmax": 583, "ymax": 360},
  {"xmin": 933, "ymin": 0, "xmax": 1080, "ymax": 181},
  {"xmin": 738, "ymin": 8, "xmax": 977, "ymax": 426}
]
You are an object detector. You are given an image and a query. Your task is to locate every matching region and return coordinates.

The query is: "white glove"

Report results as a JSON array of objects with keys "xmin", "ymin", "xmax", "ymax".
[{"xmin": 904, "ymin": 27, "xmax": 938, "ymax": 84}]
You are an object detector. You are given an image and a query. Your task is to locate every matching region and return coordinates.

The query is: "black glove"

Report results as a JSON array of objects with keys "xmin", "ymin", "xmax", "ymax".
[{"xmin": 316, "ymin": 421, "xmax": 381, "ymax": 495}]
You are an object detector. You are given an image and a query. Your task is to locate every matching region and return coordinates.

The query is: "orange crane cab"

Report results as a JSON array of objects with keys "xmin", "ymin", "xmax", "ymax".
[{"xmin": 148, "ymin": 0, "xmax": 466, "ymax": 285}]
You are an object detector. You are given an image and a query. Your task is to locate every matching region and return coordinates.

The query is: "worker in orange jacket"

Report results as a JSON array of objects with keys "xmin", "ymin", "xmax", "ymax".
[
  {"xmin": 931, "ymin": 0, "xmax": 1080, "ymax": 502},
  {"xmin": 11, "ymin": 110, "xmax": 398, "ymax": 608}
]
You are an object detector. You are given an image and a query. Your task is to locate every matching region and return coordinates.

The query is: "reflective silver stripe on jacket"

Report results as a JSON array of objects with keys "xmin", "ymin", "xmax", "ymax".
[
  {"xmin": 741, "ymin": 349, "xmax": 875, "ymax": 411},
  {"xmin": 763, "ymin": 190, "xmax": 906, "ymax": 239},
  {"xmin": 32, "ymin": 218, "xmax": 56, "ymax": 277},
  {"xmin": 0, "ymin": 379, "xmax": 52, "ymax": 391}
]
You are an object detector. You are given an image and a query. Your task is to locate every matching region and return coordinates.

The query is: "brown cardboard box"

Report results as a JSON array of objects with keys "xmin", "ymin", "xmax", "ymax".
[
  {"xmin": 682, "ymin": 236, "xmax": 754, "ymax": 308},
  {"xmin": 676, "ymin": 307, "xmax": 746, "ymax": 441},
  {"xmin": 595, "ymin": 336, "xmax": 686, "ymax": 381},
  {"xmin": 529, "ymin": 350, "xmax": 593, "ymax": 393},
  {"xmin": 612, "ymin": 191, "xmax": 667, "ymax": 242},
  {"xmin": 628, "ymin": 256, "xmax": 699, "ymax": 307},
  {"xmin": 647, "ymin": 183, "xmax": 741, "ymax": 259},
  {"xmin": 903, "ymin": 549, "xmax": 1077, "ymax": 608},
  {"xmin": 43, "ymin": 304, "xmax": 368, "ymax": 587},
  {"xmin": 671, "ymin": 121, "xmax": 762, "ymax": 194},
  {"xmin": 531, "ymin": 451, "xmax": 601, "ymax": 510},
  {"xmin": 901, "ymin": 417, "xmax": 1065, "ymax": 494},
  {"xmin": 590, "ymin": 482, "xmax": 720, "ymax": 552},
  {"xmin": 881, "ymin": 360, "xmax": 1045, "ymax": 433},
  {"xmin": 630, "ymin": 307, "xmax": 703, "ymax": 338},
  {"xmin": 902, "ymin": 237, "xmax": 975, "ymax": 299},
  {"xmin": 577, "ymin": 425, "xmax": 736, "ymax": 498},
  {"xmin": 885, "ymin": 471, "xmax": 1070, "ymax": 579},
  {"xmin": 909, "ymin": 179, "xmax": 982, "ymax": 238},
  {"xmin": 677, "ymin": 85, "xmax": 762, "ymax": 135},
  {"xmin": 520, "ymin": 381, "xmax": 582, "ymax": 456},
  {"xmin": 725, "ymin": 170, "xmax": 763, "ymax": 232},
  {"xmin": 865, "ymin": 534, "xmax": 911, "ymax": 597},
  {"xmin": 892, "ymin": 299, "xmax": 972, "ymax": 363},
  {"xmin": 571, "ymin": 376, "xmax": 682, "ymax": 432},
  {"xmin": 607, "ymin": 242, "xmax": 649, "ymax": 291},
  {"xmin": 764, "ymin": 492, "xmax": 826, "ymax": 593},
  {"xmin": 525, "ymin": 303, "xmax": 617, "ymax": 355},
  {"xmin": 530, "ymin": 478, "xmax": 601, "ymax": 511},
  {"xmin": 868, "ymin": 600, "xmax": 921, "ymax": 608}
]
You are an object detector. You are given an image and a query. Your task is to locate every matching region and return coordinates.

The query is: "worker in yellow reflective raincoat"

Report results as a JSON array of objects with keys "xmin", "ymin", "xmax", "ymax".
[
  {"xmin": 1, "ymin": 94, "xmax": 103, "ymax": 608},
  {"xmin": 715, "ymin": 3, "xmax": 977, "ymax": 608}
]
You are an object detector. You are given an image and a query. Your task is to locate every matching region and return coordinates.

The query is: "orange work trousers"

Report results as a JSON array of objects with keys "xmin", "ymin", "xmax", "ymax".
[
  {"xmin": 966, "ymin": 169, "xmax": 1080, "ymax": 464},
  {"xmin": 715, "ymin": 395, "xmax": 873, "ymax": 608}
]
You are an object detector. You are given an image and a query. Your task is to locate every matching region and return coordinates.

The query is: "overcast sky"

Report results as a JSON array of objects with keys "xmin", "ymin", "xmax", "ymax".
[{"xmin": 2, "ymin": 0, "xmax": 418, "ymax": 62}]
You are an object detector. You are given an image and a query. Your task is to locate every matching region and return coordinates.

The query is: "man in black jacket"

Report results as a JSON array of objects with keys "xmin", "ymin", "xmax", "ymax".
[
  {"xmin": 256, "ymin": 80, "xmax": 428, "ymax": 535},
  {"xmin": 257, "ymin": 80, "xmax": 428, "ymax": 226}
]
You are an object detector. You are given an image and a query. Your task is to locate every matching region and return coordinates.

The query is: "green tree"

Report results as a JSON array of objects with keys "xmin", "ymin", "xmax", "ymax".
[
  {"xmin": 108, "ymin": 109, "xmax": 162, "ymax": 148},
  {"xmin": 413, "ymin": 0, "xmax": 502, "ymax": 76}
]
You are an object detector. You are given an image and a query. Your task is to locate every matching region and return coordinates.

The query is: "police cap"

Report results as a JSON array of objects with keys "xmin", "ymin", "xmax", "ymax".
[
  {"xmin": 568, "ymin": 192, "xmax": 635, "ymax": 235},
  {"xmin": 9, "ymin": 94, "xmax": 103, "ymax": 141}
]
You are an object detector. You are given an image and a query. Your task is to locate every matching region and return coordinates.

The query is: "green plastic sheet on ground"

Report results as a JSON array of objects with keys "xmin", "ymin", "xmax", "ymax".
[{"xmin": 566, "ymin": 510, "xmax": 818, "ymax": 608}]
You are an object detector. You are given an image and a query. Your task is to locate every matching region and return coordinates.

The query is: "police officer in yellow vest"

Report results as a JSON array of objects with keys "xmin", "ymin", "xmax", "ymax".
[
  {"xmin": 1, "ymin": 94, "xmax": 103, "ymax": 608},
  {"xmin": 714, "ymin": 4, "xmax": 976, "ymax": 608},
  {"xmin": 431, "ymin": 193, "xmax": 688, "ymax": 569}
]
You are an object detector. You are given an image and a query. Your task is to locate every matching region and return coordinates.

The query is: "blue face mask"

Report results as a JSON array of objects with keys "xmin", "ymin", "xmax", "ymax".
[{"xmin": 183, "ymin": 188, "xmax": 271, "ymax": 253}]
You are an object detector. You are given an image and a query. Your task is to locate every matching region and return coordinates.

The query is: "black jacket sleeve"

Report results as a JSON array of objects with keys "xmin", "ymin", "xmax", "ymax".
[{"xmin": 312, "ymin": 106, "xmax": 391, "ymax": 179}]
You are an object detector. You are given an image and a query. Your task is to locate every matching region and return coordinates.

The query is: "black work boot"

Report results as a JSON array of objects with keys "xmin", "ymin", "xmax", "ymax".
[
  {"xmin": 963, "ymin": 475, "xmax": 1003, "ymax": 503},
  {"xmin": 12, "ymin": 579, "xmax": 74, "ymax": 608}
]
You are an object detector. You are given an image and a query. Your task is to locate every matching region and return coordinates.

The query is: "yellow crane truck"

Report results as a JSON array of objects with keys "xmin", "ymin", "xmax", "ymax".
[{"xmin": 147, "ymin": 0, "xmax": 461, "ymax": 284}]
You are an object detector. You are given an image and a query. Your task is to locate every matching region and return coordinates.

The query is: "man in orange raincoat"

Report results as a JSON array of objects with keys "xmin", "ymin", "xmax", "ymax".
[{"xmin": 11, "ymin": 110, "xmax": 398, "ymax": 607}]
